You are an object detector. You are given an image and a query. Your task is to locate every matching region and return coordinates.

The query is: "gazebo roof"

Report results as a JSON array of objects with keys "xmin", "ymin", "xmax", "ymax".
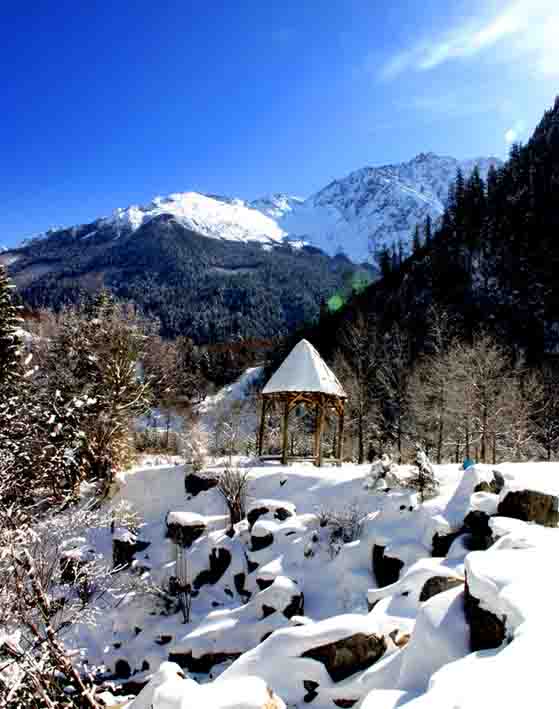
[{"xmin": 262, "ymin": 339, "xmax": 347, "ymax": 398}]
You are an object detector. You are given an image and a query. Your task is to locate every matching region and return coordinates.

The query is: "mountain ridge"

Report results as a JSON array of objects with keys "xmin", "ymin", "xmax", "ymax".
[{"xmin": 9, "ymin": 152, "xmax": 501, "ymax": 264}]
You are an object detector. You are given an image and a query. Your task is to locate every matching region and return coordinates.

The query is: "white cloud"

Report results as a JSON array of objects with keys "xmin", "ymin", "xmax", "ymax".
[
  {"xmin": 504, "ymin": 119, "xmax": 526, "ymax": 144},
  {"xmin": 381, "ymin": 0, "xmax": 559, "ymax": 80}
]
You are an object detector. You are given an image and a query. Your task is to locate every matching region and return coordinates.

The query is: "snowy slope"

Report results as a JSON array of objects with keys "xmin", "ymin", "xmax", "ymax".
[
  {"xmin": 277, "ymin": 153, "xmax": 501, "ymax": 263},
  {"xmin": 102, "ymin": 192, "xmax": 286, "ymax": 244}
]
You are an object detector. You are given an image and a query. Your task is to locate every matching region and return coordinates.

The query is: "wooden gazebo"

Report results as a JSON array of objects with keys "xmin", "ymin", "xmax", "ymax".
[{"xmin": 257, "ymin": 339, "xmax": 347, "ymax": 466}]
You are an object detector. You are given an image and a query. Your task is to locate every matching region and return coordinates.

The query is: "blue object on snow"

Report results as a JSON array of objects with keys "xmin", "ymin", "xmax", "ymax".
[{"xmin": 462, "ymin": 457, "xmax": 475, "ymax": 470}]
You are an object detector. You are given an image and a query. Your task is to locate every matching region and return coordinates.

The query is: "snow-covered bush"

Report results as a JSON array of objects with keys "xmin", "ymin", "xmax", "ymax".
[
  {"xmin": 365, "ymin": 453, "xmax": 397, "ymax": 491},
  {"xmin": 316, "ymin": 503, "xmax": 363, "ymax": 557},
  {"xmin": 217, "ymin": 465, "xmax": 252, "ymax": 530},
  {"xmin": 0, "ymin": 490, "xmax": 153, "ymax": 708},
  {"xmin": 406, "ymin": 446, "xmax": 439, "ymax": 502}
]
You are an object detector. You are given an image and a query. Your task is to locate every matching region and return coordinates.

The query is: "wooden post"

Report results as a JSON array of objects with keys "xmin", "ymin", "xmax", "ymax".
[
  {"xmin": 281, "ymin": 398, "xmax": 290, "ymax": 465},
  {"xmin": 314, "ymin": 402, "xmax": 321, "ymax": 461},
  {"xmin": 337, "ymin": 403, "xmax": 345, "ymax": 466},
  {"xmin": 316, "ymin": 399, "xmax": 325, "ymax": 467},
  {"xmin": 257, "ymin": 397, "xmax": 268, "ymax": 457}
]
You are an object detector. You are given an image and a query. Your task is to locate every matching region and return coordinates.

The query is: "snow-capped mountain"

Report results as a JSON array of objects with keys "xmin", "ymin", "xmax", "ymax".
[
  {"xmin": 74, "ymin": 152, "xmax": 499, "ymax": 264},
  {"xmin": 276, "ymin": 153, "xmax": 501, "ymax": 263},
  {"xmin": 101, "ymin": 192, "xmax": 287, "ymax": 245},
  {"xmin": 11, "ymin": 153, "xmax": 501, "ymax": 266}
]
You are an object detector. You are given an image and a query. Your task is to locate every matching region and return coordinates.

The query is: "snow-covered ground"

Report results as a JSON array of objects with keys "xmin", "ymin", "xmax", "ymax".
[
  {"xmin": 54, "ymin": 447, "xmax": 559, "ymax": 709},
  {"xmin": 44, "ymin": 366, "xmax": 559, "ymax": 708}
]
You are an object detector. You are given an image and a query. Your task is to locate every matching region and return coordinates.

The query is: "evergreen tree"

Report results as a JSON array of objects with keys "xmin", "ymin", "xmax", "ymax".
[
  {"xmin": 0, "ymin": 265, "xmax": 22, "ymax": 386},
  {"xmin": 423, "ymin": 214, "xmax": 432, "ymax": 245},
  {"xmin": 378, "ymin": 247, "xmax": 392, "ymax": 279},
  {"xmin": 412, "ymin": 224, "xmax": 422, "ymax": 253}
]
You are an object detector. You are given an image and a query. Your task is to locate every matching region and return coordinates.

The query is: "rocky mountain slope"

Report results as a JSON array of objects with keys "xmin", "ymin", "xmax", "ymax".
[{"xmin": 278, "ymin": 153, "xmax": 500, "ymax": 263}]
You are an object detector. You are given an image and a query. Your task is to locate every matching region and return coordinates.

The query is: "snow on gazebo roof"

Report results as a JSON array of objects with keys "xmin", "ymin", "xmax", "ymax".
[{"xmin": 262, "ymin": 339, "xmax": 346, "ymax": 398}]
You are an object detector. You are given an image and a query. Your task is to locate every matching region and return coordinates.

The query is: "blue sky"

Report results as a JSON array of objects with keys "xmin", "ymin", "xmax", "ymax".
[{"xmin": 2, "ymin": 0, "xmax": 557, "ymax": 247}]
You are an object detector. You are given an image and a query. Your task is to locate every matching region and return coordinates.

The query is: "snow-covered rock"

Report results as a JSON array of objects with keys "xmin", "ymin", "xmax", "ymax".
[{"xmin": 129, "ymin": 661, "xmax": 286, "ymax": 709}]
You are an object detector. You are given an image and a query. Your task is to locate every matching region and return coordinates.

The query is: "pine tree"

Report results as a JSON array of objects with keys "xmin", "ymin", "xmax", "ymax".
[
  {"xmin": 378, "ymin": 247, "xmax": 392, "ymax": 279},
  {"xmin": 412, "ymin": 224, "xmax": 422, "ymax": 253},
  {"xmin": 423, "ymin": 214, "xmax": 432, "ymax": 245},
  {"xmin": 0, "ymin": 265, "xmax": 22, "ymax": 386}
]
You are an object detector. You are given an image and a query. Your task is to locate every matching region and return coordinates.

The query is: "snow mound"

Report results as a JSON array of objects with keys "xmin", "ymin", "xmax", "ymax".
[{"xmin": 129, "ymin": 661, "xmax": 286, "ymax": 709}]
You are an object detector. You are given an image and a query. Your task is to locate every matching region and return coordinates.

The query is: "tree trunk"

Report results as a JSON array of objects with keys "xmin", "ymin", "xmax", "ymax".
[
  {"xmin": 337, "ymin": 406, "xmax": 345, "ymax": 466},
  {"xmin": 257, "ymin": 398, "xmax": 267, "ymax": 457},
  {"xmin": 436, "ymin": 416, "xmax": 443, "ymax": 464},
  {"xmin": 358, "ymin": 411, "xmax": 364, "ymax": 464}
]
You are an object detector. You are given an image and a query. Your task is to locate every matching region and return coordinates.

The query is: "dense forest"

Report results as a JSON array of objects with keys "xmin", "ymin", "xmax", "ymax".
[{"xmin": 7, "ymin": 216, "xmax": 372, "ymax": 344}]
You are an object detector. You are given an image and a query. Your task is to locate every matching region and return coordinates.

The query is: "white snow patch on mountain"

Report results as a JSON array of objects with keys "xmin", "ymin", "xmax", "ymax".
[{"xmin": 102, "ymin": 192, "xmax": 287, "ymax": 244}]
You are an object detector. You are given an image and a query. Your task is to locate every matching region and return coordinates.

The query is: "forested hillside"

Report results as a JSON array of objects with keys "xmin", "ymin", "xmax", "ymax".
[
  {"xmin": 5, "ymin": 215, "xmax": 366, "ymax": 343},
  {"xmin": 279, "ymin": 97, "xmax": 559, "ymax": 465},
  {"xmin": 298, "ymin": 97, "xmax": 559, "ymax": 360}
]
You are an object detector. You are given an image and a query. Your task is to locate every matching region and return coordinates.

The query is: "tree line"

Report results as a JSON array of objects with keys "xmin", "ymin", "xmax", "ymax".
[{"xmin": 332, "ymin": 307, "xmax": 556, "ymax": 465}]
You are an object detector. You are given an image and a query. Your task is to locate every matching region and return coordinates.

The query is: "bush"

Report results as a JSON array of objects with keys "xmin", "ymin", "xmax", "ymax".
[{"xmin": 316, "ymin": 503, "xmax": 363, "ymax": 557}]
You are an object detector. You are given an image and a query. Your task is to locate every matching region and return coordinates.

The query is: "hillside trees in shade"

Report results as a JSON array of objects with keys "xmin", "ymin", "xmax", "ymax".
[{"xmin": 11, "ymin": 218, "xmax": 360, "ymax": 344}]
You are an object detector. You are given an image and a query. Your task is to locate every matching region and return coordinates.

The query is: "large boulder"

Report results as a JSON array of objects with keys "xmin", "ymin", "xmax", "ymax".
[
  {"xmin": 419, "ymin": 576, "xmax": 464, "ymax": 603},
  {"xmin": 112, "ymin": 529, "xmax": 150, "ymax": 569},
  {"xmin": 464, "ymin": 578, "xmax": 506, "ymax": 651},
  {"xmin": 166, "ymin": 511, "xmax": 208, "ymax": 548},
  {"xmin": 193, "ymin": 547, "xmax": 232, "ymax": 589},
  {"xmin": 301, "ymin": 633, "xmax": 386, "ymax": 683},
  {"xmin": 251, "ymin": 520, "xmax": 276, "ymax": 552},
  {"xmin": 497, "ymin": 489, "xmax": 559, "ymax": 527},
  {"xmin": 372, "ymin": 545, "xmax": 404, "ymax": 588},
  {"xmin": 247, "ymin": 499, "xmax": 296, "ymax": 530},
  {"xmin": 184, "ymin": 471, "xmax": 219, "ymax": 497}
]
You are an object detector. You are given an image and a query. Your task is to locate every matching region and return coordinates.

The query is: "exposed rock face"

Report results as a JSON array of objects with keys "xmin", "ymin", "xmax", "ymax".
[
  {"xmin": 303, "ymin": 680, "xmax": 319, "ymax": 703},
  {"xmin": 283, "ymin": 591, "xmax": 305, "ymax": 619},
  {"xmin": 463, "ymin": 511, "xmax": 493, "ymax": 550},
  {"xmin": 474, "ymin": 469, "xmax": 504, "ymax": 495},
  {"xmin": 247, "ymin": 500, "xmax": 296, "ymax": 530},
  {"xmin": 193, "ymin": 547, "xmax": 232, "ymax": 589},
  {"xmin": 372, "ymin": 545, "xmax": 404, "ymax": 587},
  {"xmin": 168, "ymin": 651, "xmax": 241, "ymax": 674},
  {"xmin": 112, "ymin": 534, "xmax": 150, "ymax": 569},
  {"xmin": 497, "ymin": 490, "xmax": 559, "ymax": 527},
  {"xmin": 234, "ymin": 571, "xmax": 251, "ymax": 601},
  {"xmin": 166, "ymin": 513, "xmax": 207, "ymax": 548},
  {"xmin": 419, "ymin": 576, "xmax": 464, "ymax": 603},
  {"xmin": 464, "ymin": 579, "xmax": 506, "ymax": 651},
  {"xmin": 251, "ymin": 521, "xmax": 276, "ymax": 551},
  {"xmin": 184, "ymin": 472, "xmax": 218, "ymax": 497},
  {"xmin": 301, "ymin": 633, "xmax": 386, "ymax": 682},
  {"xmin": 431, "ymin": 531, "xmax": 462, "ymax": 557}
]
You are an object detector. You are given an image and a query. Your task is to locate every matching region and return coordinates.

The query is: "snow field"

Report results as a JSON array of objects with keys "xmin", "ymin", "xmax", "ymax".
[{"xmin": 70, "ymin": 443, "xmax": 559, "ymax": 709}]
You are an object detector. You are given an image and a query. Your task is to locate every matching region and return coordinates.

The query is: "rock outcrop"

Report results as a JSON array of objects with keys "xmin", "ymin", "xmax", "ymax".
[
  {"xmin": 497, "ymin": 489, "xmax": 559, "ymax": 527},
  {"xmin": 372, "ymin": 545, "xmax": 404, "ymax": 588},
  {"xmin": 166, "ymin": 511, "xmax": 207, "ymax": 548},
  {"xmin": 301, "ymin": 633, "xmax": 387, "ymax": 682}
]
